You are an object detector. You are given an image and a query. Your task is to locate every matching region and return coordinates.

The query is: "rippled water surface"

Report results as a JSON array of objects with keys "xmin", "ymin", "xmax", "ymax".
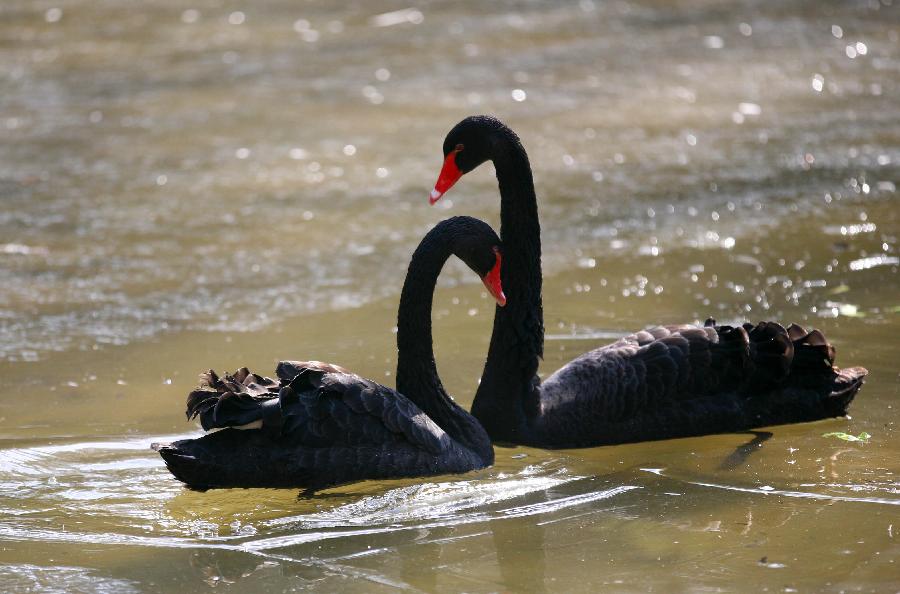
[{"xmin": 1, "ymin": 0, "xmax": 898, "ymax": 591}]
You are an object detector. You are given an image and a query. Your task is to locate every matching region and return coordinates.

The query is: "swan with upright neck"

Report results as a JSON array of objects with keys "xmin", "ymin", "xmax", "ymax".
[
  {"xmin": 429, "ymin": 115, "xmax": 868, "ymax": 448},
  {"xmin": 154, "ymin": 216, "xmax": 504, "ymax": 490}
]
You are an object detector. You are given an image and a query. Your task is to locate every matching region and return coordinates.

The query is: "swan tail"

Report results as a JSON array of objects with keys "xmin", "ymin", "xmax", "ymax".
[
  {"xmin": 823, "ymin": 365, "xmax": 867, "ymax": 416},
  {"xmin": 735, "ymin": 321, "xmax": 867, "ymax": 415},
  {"xmin": 185, "ymin": 367, "xmax": 282, "ymax": 431}
]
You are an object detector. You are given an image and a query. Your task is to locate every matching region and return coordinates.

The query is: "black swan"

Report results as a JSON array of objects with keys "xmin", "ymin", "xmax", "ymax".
[
  {"xmin": 153, "ymin": 216, "xmax": 504, "ymax": 490},
  {"xmin": 428, "ymin": 115, "xmax": 868, "ymax": 448}
]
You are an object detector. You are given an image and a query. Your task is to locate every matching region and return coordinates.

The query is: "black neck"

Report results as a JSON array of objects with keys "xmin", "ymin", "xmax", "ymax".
[
  {"xmin": 395, "ymin": 224, "xmax": 494, "ymax": 462},
  {"xmin": 472, "ymin": 127, "xmax": 544, "ymax": 441}
]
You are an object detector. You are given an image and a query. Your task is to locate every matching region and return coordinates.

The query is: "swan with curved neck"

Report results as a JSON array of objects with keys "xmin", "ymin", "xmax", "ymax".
[
  {"xmin": 154, "ymin": 216, "xmax": 504, "ymax": 490},
  {"xmin": 429, "ymin": 115, "xmax": 867, "ymax": 448}
]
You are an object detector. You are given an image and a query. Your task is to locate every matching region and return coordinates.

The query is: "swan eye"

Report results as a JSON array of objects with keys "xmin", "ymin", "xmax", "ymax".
[{"xmin": 454, "ymin": 143, "xmax": 464, "ymax": 152}]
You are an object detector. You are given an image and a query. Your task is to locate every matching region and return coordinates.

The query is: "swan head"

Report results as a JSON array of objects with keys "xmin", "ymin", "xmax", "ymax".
[
  {"xmin": 443, "ymin": 216, "xmax": 507, "ymax": 307},
  {"xmin": 429, "ymin": 115, "xmax": 506, "ymax": 204}
]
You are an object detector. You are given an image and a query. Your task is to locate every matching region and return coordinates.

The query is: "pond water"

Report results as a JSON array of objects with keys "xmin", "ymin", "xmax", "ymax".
[{"xmin": 1, "ymin": 0, "xmax": 898, "ymax": 591}]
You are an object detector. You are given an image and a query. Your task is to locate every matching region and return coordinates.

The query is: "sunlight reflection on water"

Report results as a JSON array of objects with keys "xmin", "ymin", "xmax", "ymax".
[{"xmin": 0, "ymin": 0, "xmax": 897, "ymax": 590}]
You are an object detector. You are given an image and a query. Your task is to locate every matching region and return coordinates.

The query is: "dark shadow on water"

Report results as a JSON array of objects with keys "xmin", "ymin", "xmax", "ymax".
[{"xmin": 717, "ymin": 431, "xmax": 774, "ymax": 470}]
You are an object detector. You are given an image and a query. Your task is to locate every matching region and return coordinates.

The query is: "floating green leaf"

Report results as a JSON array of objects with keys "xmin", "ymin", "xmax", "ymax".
[{"xmin": 822, "ymin": 431, "xmax": 871, "ymax": 443}]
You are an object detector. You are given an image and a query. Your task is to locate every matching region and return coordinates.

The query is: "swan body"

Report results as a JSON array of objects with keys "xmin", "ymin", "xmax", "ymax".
[
  {"xmin": 155, "ymin": 363, "xmax": 489, "ymax": 490},
  {"xmin": 154, "ymin": 216, "xmax": 504, "ymax": 489},
  {"xmin": 430, "ymin": 116, "xmax": 867, "ymax": 448}
]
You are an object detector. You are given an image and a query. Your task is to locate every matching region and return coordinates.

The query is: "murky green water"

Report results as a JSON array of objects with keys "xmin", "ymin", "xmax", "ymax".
[{"xmin": 1, "ymin": 0, "xmax": 898, "ymax": 591}]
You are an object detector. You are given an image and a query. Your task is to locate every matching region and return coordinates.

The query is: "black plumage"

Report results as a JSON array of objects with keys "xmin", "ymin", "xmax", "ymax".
[
  {"xmin": 429, "ymin": 116, "xmax": 867, "ymax": 448},
  {"xmin": 153, "ymin": 217, "xmax": 501, "ymax": 490}
]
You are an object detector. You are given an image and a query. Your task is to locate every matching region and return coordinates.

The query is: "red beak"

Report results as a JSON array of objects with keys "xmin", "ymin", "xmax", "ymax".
[
  {"xmin": 481, "ymin": 247, "xmax": 506, "ymax": 307},
  {"xmin": 429, "ymin": 149, "xmax": 463, "ymax": 204}
]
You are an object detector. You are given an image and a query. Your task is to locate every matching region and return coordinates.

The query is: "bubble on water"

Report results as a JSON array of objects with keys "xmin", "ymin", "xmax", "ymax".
[
  {"xmin": 738, "ymin": 102, "xmax": 761, "ymax": 115},
  {"xmin": 155, "ymin": 175, "xmax": 167, "ymax": 186},
  {"xmin": 235, "ymin": 147, "xmax": 250, "ymax": 159},
  {"xmin": 293, "ymin": 19, "xmax": 310, "ymax": 32},
  {"xmin": 831, "ymin": 25, "xmax": 843, "ymax": 38},
  {"xmin": 302, "ymin": 211, "xmax": 314, "ymax": 221},
  {"xmin": 823, "ymin": 222, "xmax": 876, "ymax": 236},
  {"xmin": 703, "ymin": 36, "xmax": 724, "ymax": 49},
  {"xmin": 845, "ymin": 44, "xmax": 858, "ymax": 58},
  {"xmin": 343, "ymin": 144, "xmax": 356, "ymax": 156},
  {"xmin": 289, "ymin": 147, "xmax": 307, "ymax": 160},
  {"xmin": 592, "ymin": 171, "xmax": 604, "ymax": 182},
  {"xmin": 370, "ymin": 8, "xmax": 423, "ymax": 27},
  {"xmin": 301, "ymin": 29, "xmax": 320, "ymax": 43},
  {"xmin": 511, "ymin": 89, "xmax": 527, "ymax": 102},
  {"xmin": 228, "ymin": 11, "xmax": 245, "ymax": 25},
  {"xmin": 739, "ymin": 23, "xmax": 752, "ymax": 36},
  {"xmin": 362, "ymin": 85, "xmax": 384, "ymax": 104},
  {"xmin": 685, "ymin": 134, "xmax": 697, "ymax": 146},
  {"xmin": 849, "ymin": 254, "xmax": 899, "ymax": 271},
  {"xmin": 562, "ymin": 154, "xmax": 575, "ymax": 166},
  {"xmin": 181, "ymin": 9, "xmax": 199, "ymax": 24},
  {"xmin": 376, "ymin": 167, "xmax": 389, "ymax": 178},
  {"xmin": 812, "ymin": 74, "xmax": 824, "ymax": 92},
  {"xmin": 45, "ymin": 8, "xmax": 62, "ymax": 23},
  {"xmin": 375, "ymin": 68, "xmax": 391, "ymax": 81}
]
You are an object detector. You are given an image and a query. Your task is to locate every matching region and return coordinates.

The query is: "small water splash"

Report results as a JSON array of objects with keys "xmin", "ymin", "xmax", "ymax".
[{"xmin": 241, "ymin": 480, "xmax": 638, "ymax": 552}]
